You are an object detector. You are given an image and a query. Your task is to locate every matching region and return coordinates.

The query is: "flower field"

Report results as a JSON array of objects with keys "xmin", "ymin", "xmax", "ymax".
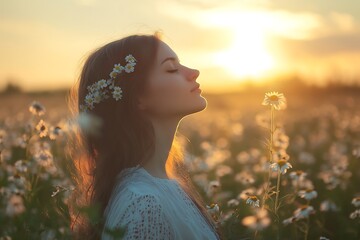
[{"xmin": 0, "ymin": 83, "xmax": 359, "ymax": 240}]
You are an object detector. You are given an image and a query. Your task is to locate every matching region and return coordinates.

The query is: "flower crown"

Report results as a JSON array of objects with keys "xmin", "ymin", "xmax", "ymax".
[{"xmin": 79, "ymin": 54, "xmax": 137, "ymax": 112}]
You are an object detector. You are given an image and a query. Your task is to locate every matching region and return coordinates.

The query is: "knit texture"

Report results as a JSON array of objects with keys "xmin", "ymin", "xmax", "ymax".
[{"xmin": 101, "ymin": 165, "xmax": 219, "ymax": 240}]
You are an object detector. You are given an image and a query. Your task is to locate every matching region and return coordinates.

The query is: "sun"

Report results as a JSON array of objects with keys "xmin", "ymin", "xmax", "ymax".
[
  {"xmin": 212, "ymin": 29, "xmax": 275, "ymax": 79},
  {"xmin": 202, "ymin": 10, "xmax": 277, "ymax": 79}
]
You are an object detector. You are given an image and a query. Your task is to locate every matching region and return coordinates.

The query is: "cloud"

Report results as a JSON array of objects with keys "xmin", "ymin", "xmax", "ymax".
[{"xmin": 274, "ymin": 32, "xmax": 360, "ymax": 58}]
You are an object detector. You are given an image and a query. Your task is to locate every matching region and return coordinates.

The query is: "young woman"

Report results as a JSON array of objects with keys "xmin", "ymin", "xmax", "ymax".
[{"xmin": 68, "ymin": 32, "xmax": 223, "ymax": 239}]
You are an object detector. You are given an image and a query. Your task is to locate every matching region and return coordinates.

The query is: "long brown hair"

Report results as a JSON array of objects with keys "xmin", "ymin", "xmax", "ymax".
[{"xmin": 66, "ymin": 33, "xmax": 224, "ymax": 239}]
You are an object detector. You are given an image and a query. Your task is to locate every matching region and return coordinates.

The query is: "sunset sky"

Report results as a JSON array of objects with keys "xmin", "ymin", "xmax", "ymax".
[{"xmin": 1, "ymin": 0, "xmax": 360, "ymax": 93}]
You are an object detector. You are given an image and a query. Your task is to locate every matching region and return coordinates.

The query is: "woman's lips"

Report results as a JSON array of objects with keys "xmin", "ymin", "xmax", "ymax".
[
  {"xmin": 191, "ymin": 88, "xmax": 201, "ymax": 93},
  {"xmin": 190, "ymin": 83, "xmax": 201, "ymax": 92}
]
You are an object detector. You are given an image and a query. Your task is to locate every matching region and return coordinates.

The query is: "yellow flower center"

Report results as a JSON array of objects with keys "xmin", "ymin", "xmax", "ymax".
[
  {"xmin": 277, "ymin": 160, "xmax": 287, "ymax": 167},
  {"xmin": 269, "ymin": 95, "xmax": 279, "ymax": 101},
  {"xmin": 249, "ymin": 196, "xmax": 258, "ymax": 201},
  {"xmin": 300, "ymin": 206, "xmax": 308, "ymax": 211}
]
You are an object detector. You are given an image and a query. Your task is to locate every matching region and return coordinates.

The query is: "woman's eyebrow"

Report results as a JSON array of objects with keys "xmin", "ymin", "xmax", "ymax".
[{"xmin": 161, "ymin": 56, "xmax": 179, "ymax": 65}]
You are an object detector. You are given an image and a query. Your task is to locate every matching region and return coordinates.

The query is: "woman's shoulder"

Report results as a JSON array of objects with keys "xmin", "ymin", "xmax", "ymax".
[
  {"xmin": 113, "ymin": 166, "xmax": 162, "ymax": 199},
  {"xmin": 115, "ymin": 165, "xmax": 178, "ymax": 194}
]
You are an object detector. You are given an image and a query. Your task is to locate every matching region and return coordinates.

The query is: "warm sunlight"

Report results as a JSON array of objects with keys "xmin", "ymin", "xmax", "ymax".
[
  {"xmin": 211, "ymin": 27, "xmax": 275, "ymax": 79},
  {"xmin": 197, "ymin": 8, "xmax": 323, "ymax": 80}
]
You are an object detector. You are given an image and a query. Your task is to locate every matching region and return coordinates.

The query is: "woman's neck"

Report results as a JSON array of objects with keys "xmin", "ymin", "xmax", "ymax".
[{"xmin": 141, "ymin": 116, "xmax": 180, "ymax": 179}]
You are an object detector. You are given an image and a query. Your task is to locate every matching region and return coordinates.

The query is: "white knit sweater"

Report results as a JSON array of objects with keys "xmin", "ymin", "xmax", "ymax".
[{"xmin": 101, "ymin": 165, "xmax": 220, "ymax": 240}]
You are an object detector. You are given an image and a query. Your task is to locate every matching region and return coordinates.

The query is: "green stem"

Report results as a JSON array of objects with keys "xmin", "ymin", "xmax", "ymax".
[
  {"xmin": 270, "ymin": 105, "xmax": 274, "ymax": 162},
  {"xmin": 274, "ymin": 170, "xmax": 281, "ymax": 214},
  {"xmin": 304, "ymin": 217, "xmax": 309, "ymax": 240}
]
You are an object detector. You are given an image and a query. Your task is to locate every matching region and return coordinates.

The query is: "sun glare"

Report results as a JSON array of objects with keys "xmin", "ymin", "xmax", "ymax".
[
  {"xmin": 212, "ymin": 29, "xmax": 275, "ymax": 79},
  {"xmin": 207, "ymin": 11, "xmax": 276, "ymax": 79}
]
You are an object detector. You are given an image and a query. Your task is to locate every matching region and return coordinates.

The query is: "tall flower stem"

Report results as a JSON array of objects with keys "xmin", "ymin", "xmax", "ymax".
[
  {"xmin": 274, "ymin": 170, "xmax": 281, "ymax": 214},
  {"xmin": 259, "ymin": 106, "xmax": 276, "ymax": 208},
  {"xmin": 255, "ymin": 105, "xmax": 275, "ymax": 240},
  {"xmin": 304, "ymin": 216, "xmax": 309, "ymax": 240}
]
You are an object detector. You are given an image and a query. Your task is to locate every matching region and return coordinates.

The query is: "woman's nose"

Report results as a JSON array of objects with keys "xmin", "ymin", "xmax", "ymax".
[{"xmin": 188, "ymin": 68, "xmax": 200, "ymax": 81}]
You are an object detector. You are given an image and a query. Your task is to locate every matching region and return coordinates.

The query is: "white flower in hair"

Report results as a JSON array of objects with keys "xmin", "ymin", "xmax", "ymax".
[
  {"xmin": 112, "ymin": 86, "xmax": 123, "ymax": 101},
  {"xmin": 124, "ymin": 62, "xmax": 136, "ymax": 73},
  {"xmin": 85, "ymin": 94, "xmax": 95, "ymax": 109},
  {"xmin": 93, "ymin": 91, "xmax": 102, "ymax": 103},
  {"xmin": 125, "ymin": 54, "xmax": 136, "ymax": 63},
  {"xmin": 79, "ymin": 54, "xmax": 137, "ymax": 112},
  {"xmin": 109, "ymin": 70, "xmax": 118, "ymax": 79},
  {"xmin": 98, "ymin": 79, "xmax": 108, "ymax": 89},
  {"xmin": 113, "ymin": 64, "xmax": 123, "ymax": 73}
]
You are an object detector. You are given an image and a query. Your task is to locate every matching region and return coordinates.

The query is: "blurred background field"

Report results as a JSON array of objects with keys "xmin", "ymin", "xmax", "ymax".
[
  {"xmin": 1, "ymin": 0, "xmax": 360, "ymax": 239},
  {"xmin": 1, "ymin": 78, "xmax": 359, "ymax": 239}
]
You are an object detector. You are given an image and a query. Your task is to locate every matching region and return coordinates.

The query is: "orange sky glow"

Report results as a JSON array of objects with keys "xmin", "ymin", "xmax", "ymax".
[{"xmin": 1, "ymin": 0, "xmax": 360, "ymax": 93}]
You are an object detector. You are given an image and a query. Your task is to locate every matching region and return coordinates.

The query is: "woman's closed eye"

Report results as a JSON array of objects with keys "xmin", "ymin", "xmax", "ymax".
[{"xmin": 167, "ymin": 69, "xmax": 178, "ymax": 73}]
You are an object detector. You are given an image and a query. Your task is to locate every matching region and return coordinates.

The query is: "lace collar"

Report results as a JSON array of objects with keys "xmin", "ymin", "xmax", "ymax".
[{"xmin": 117, "ymin": 164, "xmax": 178, "ymax": 184}]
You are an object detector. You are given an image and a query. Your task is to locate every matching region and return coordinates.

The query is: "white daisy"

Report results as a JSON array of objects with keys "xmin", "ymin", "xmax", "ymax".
[
  {"xmin": 282, "ymin": 216, "xmax": 297, "ymax": 226},
  {"xmin": 206, "ymin": 180, "xmax": 220, "ymax": 197},
  {"xmin": 85, "ymin": 94, "xmax": 95, "ymax": 108},
  {"xmin": 242, "ymin": 209, "xmax": 270, "ymax": 230},
  {"xmin": 298, "ymin": 189, "xmax": 318, "ymax": 200},
  {"xmin": 293, "ymin": 205, "xmax": 315, "ymax": 219},
  {"xmin": 270, "ymin": 160, "xmax": 292, "ymax": 174},
  {"xmin": 246, "ymin": 195, "xmax": 260, "ymax": 207},
  {"xmin": 97, "ymin": 79, "xmax": 108, "ymax": 89},
  {"xmin": 262, "ymin": 91, "xmax": 287, "ymax": 110},
  {"xmin": 92, "ymin": 91, "xmax": 102, "ymax": 104},
  {"xmin": 320, "ymin": 200, "xmax": 339, "ymax": 212},
  {"xmin": 206, "ymin": 203, "xmax": 219, "ymax": 216},
  {"xmin": 351, "ymin": 197, "xmax": 360, "ymax": 208},
  {"xmin": 124, "ymin": 62, "xmax": 136, "ymax": 73},
  {"xmin": 113, "ymin": 63, "xmax": 123, "ymax": 73},
  {"xmin": 29, "ymin": 101, "xmax": 46, "ymax": 116},
  {"xmin": 14, "ymin": 160, "xmax": 29, "ymax": 173},
  {"xmin": 109, "ymin": 70, "xmax": 118, "ymax": 79},
  {"xmin": 49, "ymin": 126, "xmax": 63, "ymax": 140},
  {"xmin": 350, "ymin": 209, "xmax": 360, "ymax": 219},
  {"xmin": 227, "ymin": 199, "xmax": 239, "ymax": 207},
  {"xmin": 112, "ymin": 86, "xmax": 123, "ymax": 101},
  {"xmin": 125, "ymin": 54, "xmax": 136, "ymax": 63},
  {"xmin": 289, "ymin": 170, "xmax": 307, "ymax": 181},
  {"xmin": 35, "ymin": 119, "xmax": 48, "ymax": 138}
]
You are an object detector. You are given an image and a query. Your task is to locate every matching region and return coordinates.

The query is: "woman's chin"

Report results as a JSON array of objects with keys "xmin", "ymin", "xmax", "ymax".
[{"xmin": 187, "ymin": 96, "xmax": 207, "ymax": 115}]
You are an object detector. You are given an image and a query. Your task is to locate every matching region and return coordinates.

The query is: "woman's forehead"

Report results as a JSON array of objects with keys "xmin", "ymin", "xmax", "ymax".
[{"xmin": 157, "ymin": 41, "xmax": 179, "ymax": 63}]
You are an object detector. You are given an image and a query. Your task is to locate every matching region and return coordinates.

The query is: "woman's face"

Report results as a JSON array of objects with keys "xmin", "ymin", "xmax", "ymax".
[{"xmin": 138, "ymin": 40, "xmax": 207, "ymax": 119}]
